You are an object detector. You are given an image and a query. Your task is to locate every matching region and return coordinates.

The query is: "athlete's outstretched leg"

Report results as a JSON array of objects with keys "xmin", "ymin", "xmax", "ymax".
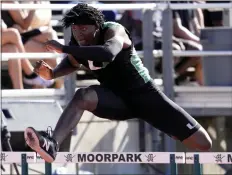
[
  {"xmin": 52, "ymin": 88, "xmax": 98, "ymax": 145},
  {"xmin": 52, "ymin": 85, "xmax": 132, "ymax": 145},
  {"xmin": 24, "ymin": 85, "xmax": 131, "ymax": 162},
  {"xmin": 168, "ymin": 126, "xmax": 212, "ymax": 151},
  {"xmin": 158, "ymin": 94, "xmax": 212, "ymax": 151},
  {"xmin": 167, "ymin": 120, "xmax": 211, "ymax": 150},
  {"xmin": 24, "ymin": 87, "xmax": 98, "ymax": 162},
  {"xmin": 159, "ymin": 94, "xmax": 212, "ymax": 151},
  {"xmin": 130, "ymin": 83, "xmax": 212, "ymax": 151},
  {"xmin": 182, "ymin": 126, "xmax": 212, "ymax": 151}
]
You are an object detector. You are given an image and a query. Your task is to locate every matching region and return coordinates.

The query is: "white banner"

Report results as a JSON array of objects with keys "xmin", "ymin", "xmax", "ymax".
[
  {"xmin": 186, "ymin": 152, "xmax": 232, "ymax": 164},
  {"xmin": 1, "ymin": 152, "xmax": 185, "ymax": 164},
  {"xmin": 54, "ymin": 152, "xmax": 185, "ymax": 164},
  {"xmin": 1, "ymin": 152, "xmax": 36, "ymax": 164}
]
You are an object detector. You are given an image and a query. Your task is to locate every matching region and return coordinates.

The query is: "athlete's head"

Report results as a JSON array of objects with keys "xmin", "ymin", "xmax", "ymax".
[{"xmin": 62, "ymin": 3, "xmax": 105, "ymax": 46}]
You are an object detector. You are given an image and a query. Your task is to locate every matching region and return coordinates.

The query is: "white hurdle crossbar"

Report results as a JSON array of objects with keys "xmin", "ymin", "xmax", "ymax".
[
  {"xmin": 1, "ymin": 152, "xmax": 184, "ymax": 175},
  {"xmin": 1, "ymin": 152, "xmax": 185, "ymax": 164},
  {"xmin": 2, "ymin": 152, "xmax": 232, "ymax": 164},
  {"xmin": 3, "ymin": 152, "xmax": 232, "ymax": 174}
]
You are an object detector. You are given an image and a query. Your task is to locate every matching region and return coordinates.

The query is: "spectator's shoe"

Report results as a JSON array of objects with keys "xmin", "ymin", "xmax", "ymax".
[
  {"xmin": 24, "ymin": 127, "xmax": 58, "ymax": 163},
  {"xmin": 23, "ymin": 76, "xmax": 55, "ymax": 88}
]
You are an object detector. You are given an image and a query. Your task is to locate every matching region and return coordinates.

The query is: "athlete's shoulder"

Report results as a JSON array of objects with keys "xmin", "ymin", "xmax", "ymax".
[
  {"xmin": 103, "ymin": 21, "xmax": 123, "ymax": 29},
  {"xmin": 102, "ymin": 21, "xmax": 130, "ymax": 37}
]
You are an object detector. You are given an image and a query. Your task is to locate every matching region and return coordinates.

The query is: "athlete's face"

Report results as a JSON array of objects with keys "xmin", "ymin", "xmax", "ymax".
[{"xmin": 71, "ymin": 24, "xmax": 98, "ymax": 46}]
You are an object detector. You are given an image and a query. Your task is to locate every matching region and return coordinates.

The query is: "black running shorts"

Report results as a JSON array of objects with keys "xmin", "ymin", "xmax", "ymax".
[{"xmin": 89, "ymin": 81, "xmax": 200, "ymax": 141}]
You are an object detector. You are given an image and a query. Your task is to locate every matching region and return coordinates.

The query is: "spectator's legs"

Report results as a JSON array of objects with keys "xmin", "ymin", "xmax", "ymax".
[
  {"xmin": 24, "ymin": 39, "xmax": 57, "ymax": 68},
  {"xmin": 174, "ymin": 38, "xmax": 203, "ymax": 85},
  {"xmin": 24, "ymin": 39, "xmax": 63, "ymax": 88},
  {"xmin": 176, "ymin": 57, "xmax": 203, "ymax": 85},
  {"xmin": 176, "ymin": 57, "xmax": 199, "ymax": 75},
  {"xmin": 21, "ymin": 26, "xmax": 59, "ymax": 68},
  {"xmin": 2, "ymin": 28, "xmax": 55, "ymax": 88},
  {"xmin": 12, "ymin": 24, "xmax": 24, "ymax": 33},
  {"xmin": 21, "ymin": 59, "xmax": 35, "ymax": 76},
  {"xmin": 2, "ymin": 44, "xmax": 23, "ymax": 89},
  {"xmin": 31, "ymin": 27, "xmax": 58, "ymax": 43},
  {"xmin": 23, "ymin": 26, "xmax": 64, "ymax": 88},
  {"xmin": 31, "ymin": 28, "xmax": 59, "ymax": 68},
  {"xmin": 2, "ymin": 28, "xmax": 35, "ymax": 76},
  {"xmin": 12, "ymin": 25, "xmax": 59, "ymax": 68},
  {"xmin": 3, "ymin": 29, "xmax": 34, "ymax": 75},
  {"xmin": 195, "ymin": 60, "xmax": 203, "ymax": 85}
]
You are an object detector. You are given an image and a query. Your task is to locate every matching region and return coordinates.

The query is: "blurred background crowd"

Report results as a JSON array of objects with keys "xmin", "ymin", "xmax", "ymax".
[{"xmin": 2, "ymin": 0, "xmax": 230, "ymax": 90}]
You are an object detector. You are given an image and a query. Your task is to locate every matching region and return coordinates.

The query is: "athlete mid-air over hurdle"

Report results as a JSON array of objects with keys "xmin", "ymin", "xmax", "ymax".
[{"xmin": 24, "ymin": 3, "xmax": 212, "ymax": 163}]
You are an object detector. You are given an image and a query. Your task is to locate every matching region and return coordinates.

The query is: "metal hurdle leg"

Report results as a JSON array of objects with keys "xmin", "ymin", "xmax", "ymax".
[
  {"xmin": 21, "ymin": 153, "xmax": 52, "ymax": 175},
  {"xmin": 170, "ymin": 154, "xmax": 178, "ymax": 175},
  {"xmin": 193, "ymin": 154, "xmax": 202, "ymax": 175},
  {"xmin": 21, "ymin": 154, "xmax": 28, "ymax": 175},
  {"xmin": 45, "ymin": 162, "xmax": 52, "ymax": 175}
]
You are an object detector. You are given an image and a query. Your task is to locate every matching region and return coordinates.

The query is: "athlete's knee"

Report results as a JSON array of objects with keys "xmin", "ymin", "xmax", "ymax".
[
  {"xmin": 74, "ymin": 88, "xmax": 98, "ymax": 111},
  {"xmin": 198, "ymin": 127, "xmax": 212, "ymax": 151},
  {"xmin": 183, "ymin": 127, "xmax": 212, "ymax": 151}
]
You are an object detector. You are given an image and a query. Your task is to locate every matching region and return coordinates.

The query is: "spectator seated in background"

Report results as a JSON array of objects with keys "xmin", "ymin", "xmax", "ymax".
[
  {"xmin": 203, "ymin": 1, "xmax": 230, "ymax": 27},
  {"xmin": 171, "ymin": 0, "xmax": 204, "ymax": 86},
  {"xmin": 119, "ymin": 5, "xmax": 183, "ymax": 79},
  {"xmin": 1, "ymin": 20, "xmax": 55, "ymax": 89},
  {"xmin": 2, "ymin": 0, "xmax": 63, "ymax": 88},
  {"xmin": 119, "ymin": 1, "xmax": 205, "ymax": 86}
]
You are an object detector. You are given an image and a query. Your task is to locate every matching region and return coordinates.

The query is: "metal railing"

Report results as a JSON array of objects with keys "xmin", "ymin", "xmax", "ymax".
[
  {"xmin": 2, "ymin": 50, "xmax": 232, "ymax": 61},
  {"xmin": 2, "ymin": 2, "xmax": 232, "ymax": 10}
]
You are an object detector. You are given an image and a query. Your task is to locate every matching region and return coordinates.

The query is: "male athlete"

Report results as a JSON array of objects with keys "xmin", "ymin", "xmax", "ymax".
[{"xmin": 25, "ymin": 3, "xmax": 212, "ymax": 163}]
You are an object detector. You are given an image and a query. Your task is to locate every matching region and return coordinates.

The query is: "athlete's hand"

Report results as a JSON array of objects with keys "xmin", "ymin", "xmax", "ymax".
[
  {"xmin": 45, "ymin": 40, "xmax": 64, "ymax": 53},
  {"xmin": 33, "ymin": 60, "xmax": 54, "ymax": 80}
]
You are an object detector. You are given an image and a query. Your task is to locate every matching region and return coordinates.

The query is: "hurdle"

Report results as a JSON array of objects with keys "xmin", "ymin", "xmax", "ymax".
[
  {"xmin": 0, "ymin": 151, "xmax": 204, "ymax": 175},
  {"xmin": 3, "ymin": 152, "xmax": 232, "ymax": 174},
  {"xmin": 1, "ymin": 152, "xmax": 186, "ymax": 175},
  {"xmin": 186, "ymin": 152, "xmax": 232, "ymax": 175}
]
